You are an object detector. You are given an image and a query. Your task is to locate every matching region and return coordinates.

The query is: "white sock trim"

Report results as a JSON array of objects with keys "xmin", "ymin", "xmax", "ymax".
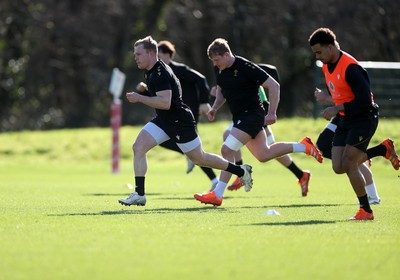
[
  {"xmin": 214, "ymin": 181, "xmax": 227, "ymax": 198},
  {"xmin": 293, "ymin": 143, "xmax": 306, "ymax": 153}
]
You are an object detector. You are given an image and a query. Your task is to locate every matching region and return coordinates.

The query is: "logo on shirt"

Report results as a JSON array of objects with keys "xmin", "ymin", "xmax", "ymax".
[
  {"xmin": 337, "ymin": 74, "xmax": 341, "ymax": 80},
  {"xmin": 234, "ymin": 70, "xmax": 238, "ymax": 77},
  {"xmin": 328, "ymin": 81, "xmax": 335, "ymax": 92}
]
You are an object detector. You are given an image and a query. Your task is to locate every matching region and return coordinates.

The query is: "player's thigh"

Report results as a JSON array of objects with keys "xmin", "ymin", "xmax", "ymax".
[
  {"xmin": 343, "ymin": 144, "xmax": 365, "ymax": 165},
  {"xmin": 245, "ymin": 130, "xmax": 269, "ymax": 160},
  {"xmin": 134, "ymin": 128, "xmax": 160, "ymax": 152}
]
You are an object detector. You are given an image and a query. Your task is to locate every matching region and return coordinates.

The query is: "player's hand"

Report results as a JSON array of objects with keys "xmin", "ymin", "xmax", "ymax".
[
  {"xmin": 136, "ymin": 82, "xmax": 148, "ymax": 93},
  {"xmin": 199, "ymin": 103, "xmax": 211, "ymax": 115},
  {"xmin": 314, "ymin": 88, "xmax": 327, "ymax": 102},
  {"xmin": 264, "ymin": 113, "xmax": 277, "ymax": 125},
  {"xmin": 321, "ymin": 106, "xmax": 338, "ymax": 120},
  {"xmin": 208, "ymin": 108, "xmax": 217, "ymax": 122},
  {"xmin": 126, "ymin": 92, "xmax": 141, "ymax": 103}
]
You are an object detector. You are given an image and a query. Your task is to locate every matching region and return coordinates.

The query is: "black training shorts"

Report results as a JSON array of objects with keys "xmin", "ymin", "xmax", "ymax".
[
  {"xmin": 150, "ymin": 113, "xmax": 198, "ymax": 144},
  {"xmin": 232, "ymin": 108, "xmax": 265, "ymax": 139},
  {"xmin": 333, "ymin": 113, "xmax": 379, "ymax": 152}
]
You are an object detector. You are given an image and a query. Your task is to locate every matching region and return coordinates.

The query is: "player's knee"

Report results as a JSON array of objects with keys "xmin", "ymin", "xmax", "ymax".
[
  {"xmin": 189, "ymin": 156, "xmax": 202, "ymax": 166},
  {"xmin": 332, "ymin": 165, "xmax": 344, "ymax": 174},
  {"xmin": 222, "ymin": 135, "xmax": 243, "ymax": 156},
  {"xmin": 255, "ymin": 152, "xmax": 273, "ymax": 163},
  {"xmin": 132, "ymin": 142, "xmax": 141, "ymax": 155},
  {"xmin": 132, "ymin": 139, "xmax": 147, "ymax": 155},
  {"xmin": 331, "ymin": 158, "xmax": 343, "ymax": 174},
  {"xmin": 258, "ymin": 157, "xmax": 268, "ymax": 163},
  {"xmin": 221, "ymin": 145, "xmax": 235, "ymax": 158}
]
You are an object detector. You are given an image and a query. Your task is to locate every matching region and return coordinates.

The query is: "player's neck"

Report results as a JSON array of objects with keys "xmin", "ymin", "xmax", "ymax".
[
  {"xmin": 163, "ymin": 57, "xmax": 172, "ymax": 64},
  {"xmin": 146, "ymin": 58, "xmax": 158, "ymax": 70},
  {"xmin": 331, "ymin": 49, "xmax": 341, "ymax": 64},
  {"xmin": 226, "ymin": 54, "xmax": 235, "ymax": 68}
]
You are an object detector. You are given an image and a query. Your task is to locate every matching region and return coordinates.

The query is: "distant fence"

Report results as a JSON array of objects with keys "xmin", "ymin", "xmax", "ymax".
[{"xmin": 314, "ymin": 61, "xmax": 400, "ymax": 118}]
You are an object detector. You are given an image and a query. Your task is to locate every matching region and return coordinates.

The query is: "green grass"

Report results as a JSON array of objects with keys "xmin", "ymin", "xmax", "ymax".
[{"xmin": 0, "ymin": 118, "xmax": 399, "ymax": 280}]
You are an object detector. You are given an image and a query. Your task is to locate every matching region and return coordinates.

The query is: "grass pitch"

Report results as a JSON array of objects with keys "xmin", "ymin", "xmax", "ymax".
[{"xmin": 0, "ymin": 118, "xmax": 399, "ymax": 280}]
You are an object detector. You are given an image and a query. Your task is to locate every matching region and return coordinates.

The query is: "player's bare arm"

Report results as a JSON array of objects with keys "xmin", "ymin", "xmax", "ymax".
[
  {"xmin": 208, "ymin": 86, "xmax": 226, "ymax": 121},
  {"xmin": 262, "ymin": 77, "xmax": 280, "ymax": 125},
  {"xmin": 126, "ymin": 90, "xmax": 172, "ymax": 110}
]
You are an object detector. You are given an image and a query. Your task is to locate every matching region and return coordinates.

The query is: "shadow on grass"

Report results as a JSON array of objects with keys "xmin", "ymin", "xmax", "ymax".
[
  {"xmin": 248, "ymin": 220, "xmax": 337, "ymax": 226},
  {"xmin": 48, "ymin": 206, "xmax": 227, "ymax": 217},
  {"xmin": 85, "ymin": 193, "xmax": 165, "ymax": 197},
  {"xmin": 230, "ymin": 203, "xmax": 342, "ymax": 210},
  {"xmin": 269, "ymin": 203, "xmax": 342, "ymax": 208},
  {"xmin": 85, "ymin": 193, "xmax": 221, "ymax": 201}
]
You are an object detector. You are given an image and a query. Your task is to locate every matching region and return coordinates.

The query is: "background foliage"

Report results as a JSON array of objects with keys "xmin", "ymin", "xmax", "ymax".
[{"xmin": 1, "ymin": 0, "xmax": 399, "ymax": 131}]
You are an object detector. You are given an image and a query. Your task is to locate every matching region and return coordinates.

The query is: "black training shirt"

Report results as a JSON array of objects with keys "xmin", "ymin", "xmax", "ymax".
[
  {"xmin": 215, "ymin": 56, "xmax": 268, "ymax": 115},
  {"xmin": 168, "ymin": 60, "xmax": 210, "ymax": 117},
  {"xmin": 145, "ymin": 60, "xmax": 195, "ymax": 124}
]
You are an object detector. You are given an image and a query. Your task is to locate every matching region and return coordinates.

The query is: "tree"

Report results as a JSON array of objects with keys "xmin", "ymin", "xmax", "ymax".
[{"xmin": 1, "ymin": 0, "xmax": 399, "ymax": 131}]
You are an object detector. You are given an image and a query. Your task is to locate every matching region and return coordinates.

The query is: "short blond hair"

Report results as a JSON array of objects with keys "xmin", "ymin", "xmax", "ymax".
[
  {"xmin": 207, "ymin": 38, "xmax": 232, "ymax": 58},
  {"xmin": 134, "ymin": 36, "xmax": 158, "ymax": 53}
]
